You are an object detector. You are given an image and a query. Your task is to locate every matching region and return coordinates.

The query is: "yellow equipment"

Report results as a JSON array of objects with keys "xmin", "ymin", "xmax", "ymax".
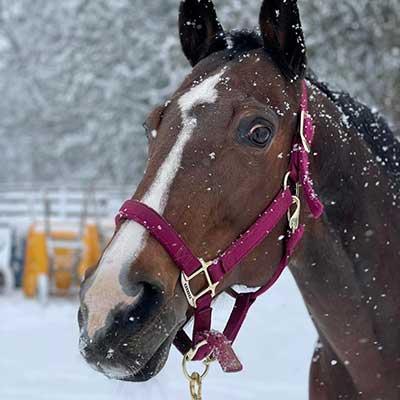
[
  {"xmin": 23, "ymin": 222, "xmax": 101, "ymax": 299},
  {"xmin": 23, "ymin": 192, "xmax": 101, "ymax": 300}
]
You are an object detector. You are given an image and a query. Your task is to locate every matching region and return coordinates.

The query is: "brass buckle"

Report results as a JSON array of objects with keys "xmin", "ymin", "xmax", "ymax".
[
  {"xmin": 300, "ymin": 110, "xmax": 311, "ymax": 153},
  {"xmin": 181, "ymin": 259, "xmax": 218, "ymax": 308}
]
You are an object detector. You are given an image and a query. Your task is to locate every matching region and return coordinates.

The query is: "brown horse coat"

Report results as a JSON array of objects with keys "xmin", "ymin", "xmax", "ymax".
[{"xmin": 79, "ymin": 1, "xmax": 400, "ymax": 398}]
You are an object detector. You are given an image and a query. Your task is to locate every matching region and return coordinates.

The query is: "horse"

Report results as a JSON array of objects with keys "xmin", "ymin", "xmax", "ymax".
[{"xmin": 78, "ymin": 0, "xmax": 400, "ymax": 398}]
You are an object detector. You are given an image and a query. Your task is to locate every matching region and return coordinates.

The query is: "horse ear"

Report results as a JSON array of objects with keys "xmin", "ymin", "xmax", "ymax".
[
  {"xmin": 259, "ymin": 0, "xmax": 307, "ymax": 79},
  {"xmin": 179, "ymin": 0, "xmax": 227, "ymax": 67}
]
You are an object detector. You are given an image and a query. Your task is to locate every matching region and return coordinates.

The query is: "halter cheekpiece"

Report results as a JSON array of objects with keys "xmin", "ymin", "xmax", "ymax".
[{"xmin": 116, "ymin": 80, "xmax": 324, "ymax": 374}]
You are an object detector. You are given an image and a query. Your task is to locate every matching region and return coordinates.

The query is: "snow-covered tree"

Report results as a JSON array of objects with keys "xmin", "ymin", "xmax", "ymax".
[
  {"xmin": 0, "ymin": 0, "xmax": 398, "ymax": 185},
  {"xmin": 301, "ymin": 0, "xmax": 400, "ymax": 130}
]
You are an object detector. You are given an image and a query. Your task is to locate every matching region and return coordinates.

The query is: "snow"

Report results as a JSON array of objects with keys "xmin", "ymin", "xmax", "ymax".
[
  {"xmin": 0, "ymin": 226, "xmax": 12, "ymax": 268},
  {"xmin": 0, "ymin": 270, "xmax": 316, "ymax": 400},
  {"xmin": 0, "ymin": 226, "xmax": 13, "ymax": 293},
  {"xmin": 0, "ymin": 1, "xmax": 397, "ymax": 186}
]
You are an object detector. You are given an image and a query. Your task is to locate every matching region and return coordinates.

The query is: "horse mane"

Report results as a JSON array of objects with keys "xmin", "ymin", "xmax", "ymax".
[
  {"xmin": 306, "ymin": 72, "xmax": 400, "ymax": 179},
  {"xmin": 225, "ymin": 30, "xmax": 295, "ymax": 82},
  {"xmin": 226, "ymin": 30, "xmax": 263, "ymax": 55}
]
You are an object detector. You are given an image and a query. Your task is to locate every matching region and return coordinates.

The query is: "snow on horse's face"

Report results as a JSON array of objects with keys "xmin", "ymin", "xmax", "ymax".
[{"xmin": 78, "ymin": 0, "xmax": 306, "ymax": 381}]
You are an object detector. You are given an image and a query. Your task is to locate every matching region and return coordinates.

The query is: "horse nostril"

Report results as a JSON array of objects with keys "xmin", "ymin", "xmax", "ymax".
[
  {"xmin": 78, "ymin": 279, "xmax": 165, "ymax": 362},
  {"xmin": 128, "ymin": 282, "xmax": 145, "ymax": 298},
  {"xmin": 123, "ymin": 282, "xmax": 164, "ymax": 325}
]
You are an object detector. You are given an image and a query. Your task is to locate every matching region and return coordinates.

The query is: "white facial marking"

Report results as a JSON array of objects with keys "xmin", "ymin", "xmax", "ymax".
[
  {"xmin": 84, "ymin": 222, "xmax": 146, "ymax": 338},
  {"xmin": 84, "ymin": 70, "xmax": 225, "ymax": 338},
  {"xmin": 144, "ymin": 70, "xmax": 225, "ymax": 212}
]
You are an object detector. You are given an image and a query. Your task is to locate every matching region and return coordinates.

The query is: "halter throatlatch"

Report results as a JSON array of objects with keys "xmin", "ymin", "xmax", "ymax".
[{"xmin": 116, "ymin": 80, "xmax": 324, "ymax": 378}]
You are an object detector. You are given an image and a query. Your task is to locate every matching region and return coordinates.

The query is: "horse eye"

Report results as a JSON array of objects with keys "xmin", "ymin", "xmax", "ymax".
[{"xmin": 248, "ymin": 124, "xmax": 272, "ymax": 147}]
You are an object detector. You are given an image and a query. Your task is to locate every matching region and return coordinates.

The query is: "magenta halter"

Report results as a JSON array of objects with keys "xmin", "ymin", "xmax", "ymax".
[{"xmin": 116, "ymin": 80, "xmax": 323, "ymax": 373}]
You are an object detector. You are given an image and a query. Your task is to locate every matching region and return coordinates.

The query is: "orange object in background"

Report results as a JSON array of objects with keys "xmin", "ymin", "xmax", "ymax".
[
  {"xmin": 23, "ymin": 226, "xmax": 49, "ymax": 297},
  {"xmin": 23, "ymin": 223, "xmax": 101, "ymax": 299},
  {"xmin": 78, "ymin": 224, "xmax": 101, "ymax": 280}
]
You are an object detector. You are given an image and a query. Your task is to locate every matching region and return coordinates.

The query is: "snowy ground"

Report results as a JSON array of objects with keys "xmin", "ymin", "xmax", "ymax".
[{"xmin": 0, "ymin": 270, "xmax": 316, "ymax": 400}]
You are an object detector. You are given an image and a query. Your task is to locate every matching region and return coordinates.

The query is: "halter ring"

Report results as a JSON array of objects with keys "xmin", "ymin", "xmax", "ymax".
[
  {"xmin": 182, "ymin": 344, "xmax": 211, "ymax": 381},
  {"xmin": 184, "ymin": 340, "xmax": 209, "ymax": 362}
]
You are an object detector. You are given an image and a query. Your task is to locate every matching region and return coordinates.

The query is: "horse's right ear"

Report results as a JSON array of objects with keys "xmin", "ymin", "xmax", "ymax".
[{"xmin": 179, "ymin": 0, "xmax": 227, "ymax": 67}]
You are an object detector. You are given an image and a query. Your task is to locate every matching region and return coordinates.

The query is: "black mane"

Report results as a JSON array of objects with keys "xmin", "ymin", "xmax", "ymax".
[
  {"xmin": 227, "ymin": 30, "xmax": 399, "ymax": 178},
  {"xmin": 307, "ymin": 73, "xmax": 400, "ymax": 179}
]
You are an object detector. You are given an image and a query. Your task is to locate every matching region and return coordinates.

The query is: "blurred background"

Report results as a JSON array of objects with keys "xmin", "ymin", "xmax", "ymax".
[
  {"xmin": 0, "ymin": 0, "xmax": 398, "ymax": 186},
  {"xmin": 0, "ymin": 1, "xmax": 398, "ymax": 399}
]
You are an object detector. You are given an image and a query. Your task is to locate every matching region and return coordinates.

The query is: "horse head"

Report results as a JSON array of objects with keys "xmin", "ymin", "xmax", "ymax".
[{"xmin": 78, "ymin": 0, "xmax": 310, "ymax": 381}]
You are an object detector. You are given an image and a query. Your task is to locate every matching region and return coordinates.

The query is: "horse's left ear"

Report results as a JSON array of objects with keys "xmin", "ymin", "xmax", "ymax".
[
  {"xmin": 179, "ymin": 0, "xmax": 227, "ymax": 67},
  {"xmin": 259, "ymin": 0, "xmax": 307, "ymax": 79}
]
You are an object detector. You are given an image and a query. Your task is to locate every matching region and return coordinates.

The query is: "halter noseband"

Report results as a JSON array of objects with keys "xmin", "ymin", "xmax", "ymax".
[{"xmin": 115, "ymin": 80, "xmax": 323, "ymax": 373}]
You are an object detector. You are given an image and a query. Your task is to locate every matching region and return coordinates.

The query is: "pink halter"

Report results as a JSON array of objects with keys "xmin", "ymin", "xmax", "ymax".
[{"xmin": 116, "ymin": 80, "xmax": 323, "ymax": 373}]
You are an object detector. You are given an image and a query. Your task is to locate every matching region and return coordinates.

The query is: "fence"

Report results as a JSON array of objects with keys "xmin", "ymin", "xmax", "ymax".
[{"xmin": 0, "ymin": 184, "xmax": 133, "ymax": 234}]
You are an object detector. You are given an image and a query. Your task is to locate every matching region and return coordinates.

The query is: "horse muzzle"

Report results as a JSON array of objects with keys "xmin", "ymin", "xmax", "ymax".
[{"xmin": 78, "ymin": 280, "xmax": 186, "ymax": 381}]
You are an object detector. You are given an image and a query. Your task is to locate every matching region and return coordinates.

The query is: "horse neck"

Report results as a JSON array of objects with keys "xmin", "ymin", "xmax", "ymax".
[{"xmin": 289, "ymin": 81, "xmax": 400, "ymax": 390}]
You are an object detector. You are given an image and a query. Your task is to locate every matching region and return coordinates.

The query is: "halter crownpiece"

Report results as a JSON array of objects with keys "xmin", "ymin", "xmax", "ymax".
[{"xmin": 116, "ymin": 80, "xmax": 323, "ymax": 376}]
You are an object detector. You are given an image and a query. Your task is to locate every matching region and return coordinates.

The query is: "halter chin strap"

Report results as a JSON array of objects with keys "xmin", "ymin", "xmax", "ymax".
[{"xmin": 116, "ymin": 80, "xmax": 323, "ymax": 373}]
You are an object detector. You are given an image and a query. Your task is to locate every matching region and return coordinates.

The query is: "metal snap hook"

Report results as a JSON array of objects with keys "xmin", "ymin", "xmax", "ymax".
[{"xmin": 288, "ymin": 195, "xmax": 301, "ymax": 232}]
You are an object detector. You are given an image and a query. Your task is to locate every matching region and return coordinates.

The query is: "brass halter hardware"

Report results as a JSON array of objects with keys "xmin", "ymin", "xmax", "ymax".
[
  {"xmin": 180, "ymin": 258, "xmax": 218, "ymax": 308},
  {"xmin": 182, "ymin": 349, "xmax": 212, "ymax": 400},
  {"xmin": 283, "ymin": 172, "xmax": 301, "ymax": 232},
  {"xmin": 189, "ymin": 372, "xmax": 202, "ymax": 400},
  {"xmin": 288, "ymin": 196, "xmax": 301, "ymax": 232},
  {"xmin": 300, "ymin": 110, "xmax": 311, "ymax": 154}
]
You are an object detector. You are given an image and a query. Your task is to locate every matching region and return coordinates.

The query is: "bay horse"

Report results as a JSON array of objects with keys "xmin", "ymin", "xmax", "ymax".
[{"xmin": 78, "ymin": 0, "xmax": 400, "ymax": 398}]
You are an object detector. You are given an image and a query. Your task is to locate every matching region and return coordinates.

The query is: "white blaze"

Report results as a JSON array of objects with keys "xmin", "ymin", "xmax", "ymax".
[{"xmin": 84, "ymin": 70, "xmax": 225, "ymax": 338}]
